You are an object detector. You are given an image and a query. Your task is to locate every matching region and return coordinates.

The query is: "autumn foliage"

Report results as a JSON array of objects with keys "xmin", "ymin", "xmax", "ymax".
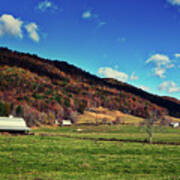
[{"xmin": 0, "ymin": 47, "xmax": 179, "ymax": 126}]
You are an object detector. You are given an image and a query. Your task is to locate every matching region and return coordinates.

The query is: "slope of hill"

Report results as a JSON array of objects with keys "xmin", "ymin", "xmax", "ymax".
[
  {"xmin": 0, "ymin": 47, "xmax": 179, "ymax": 126},
  {"xmin": 77, "ymin": 106, "xmax": 144, "ymax": 125}
]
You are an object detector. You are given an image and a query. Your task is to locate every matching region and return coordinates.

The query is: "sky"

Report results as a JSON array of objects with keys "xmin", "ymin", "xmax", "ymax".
[{"xmin": 0, "ymin": 0, "xmax": 180, "ymax": 99}]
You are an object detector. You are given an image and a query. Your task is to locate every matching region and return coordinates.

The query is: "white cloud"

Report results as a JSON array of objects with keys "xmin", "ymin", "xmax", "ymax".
[
  {"xmin": 37, "ymin": 0, "xmax": 58, "ymax": 12},
  {"xmin": 130, "ymin": 72, "xmax": 139, "ymax": 81},
  {"xmin": 154, "ymin": 67, "xmax": 166, "ymax": 78},
  {"xmin": 98, "ymin": 67, "xmax": 128, "ymax": 82},
  {"xmin": 158, "ymin": 81, "xmax": 169, "ymax": 91},
  {"xmin": 146, "ymin": 54, "xmax": 170, "ymax": 66},
  {"xmin": 97, "ymin": 21, "xmax": 106, "ymax": 28},
  {"xmin": 158, "ymin": 81, "xmax": 180, "ymax": 93},
  {"xmin": 167, "ymin": 0, "xmax": 180, "ymax": 6},
  {"xmin": 82, "ymin": 10, "xmax": 92, "ymax": 19},
  {"xmin": 139, "ymin": 85, "xmax": 150, "ymax": 91},
  {"xmin": 0, "ymin": 14, "xmax": 41, "ymax": 42},
  {"xmin": 25, "ymin": 23, "xmax": 40, "ymax": 42},
  {"xmin": 175, "ymin": 53, "xmax": 180, "ymax": 58},
  {"xmin": 146, "ymin": 54, "xmax": 174, "ymax": 78},
  {"xmin": 82, "ymin": 10, "xmax": 106, "ymax": 28},
  {"xmin": 0, "ymin": 14, "xmax": 23, "ymax": 38}
]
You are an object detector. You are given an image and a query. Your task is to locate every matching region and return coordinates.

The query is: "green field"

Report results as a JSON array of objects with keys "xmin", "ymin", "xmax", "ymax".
[{"xmin": 0, "ymin": 125, "xmax": 180, "ymax": 180}]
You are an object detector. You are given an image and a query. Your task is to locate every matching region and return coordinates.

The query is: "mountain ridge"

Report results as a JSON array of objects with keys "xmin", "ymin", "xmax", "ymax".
[{"xmin": 0, "ymin": 47, "xmax": 179, "ymax": 126}]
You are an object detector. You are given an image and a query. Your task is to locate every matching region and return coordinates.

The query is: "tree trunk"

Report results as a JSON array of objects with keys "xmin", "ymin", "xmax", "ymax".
[{"xmin": 149, "ymin": 133, "xmax": 153, "ymax": 144}]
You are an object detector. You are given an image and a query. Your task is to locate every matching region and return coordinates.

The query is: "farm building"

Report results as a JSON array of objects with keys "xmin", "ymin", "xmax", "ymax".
[
  {"xmin": 169, "ymin": 122, "xmax": 179, "ymax": 128},
  {"xmin": 60, "ymin": 120, "xmax": 72, "ymax": 126},
  {"xmin": 0, "ymin": 115, "xmax": 30, "ymax": 132}
]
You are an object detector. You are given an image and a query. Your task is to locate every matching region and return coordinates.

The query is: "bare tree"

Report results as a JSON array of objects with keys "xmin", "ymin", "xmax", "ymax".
[
  {"xmin": 144, "ymin": 117, "xmax": 154, "ymax": 144},
  {"xmin": 144, "ymin": 108, "xmax": 160, "ymax": 144},
  {"xmin": 102, "ymin": 118, "xmax": 107, "ymax": 125}
]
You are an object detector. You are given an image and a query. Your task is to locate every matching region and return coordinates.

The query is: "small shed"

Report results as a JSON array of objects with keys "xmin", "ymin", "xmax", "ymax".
[
  {"xmin": 0, "ymin": 115, "xmax": 30, "ymax": 132},
  {"xmin": 169, "ymin": 122, "xmax": 179, "ymax": 128},
  {"xmin": 60, "ymin": 120, "xmax": 72, "ymax": 126}
]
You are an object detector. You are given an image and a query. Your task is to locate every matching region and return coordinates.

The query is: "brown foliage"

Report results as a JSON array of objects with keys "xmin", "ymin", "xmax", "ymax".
[{"xmin": 0, "ymin": 47, "xmax": 179, "ymax": 126}]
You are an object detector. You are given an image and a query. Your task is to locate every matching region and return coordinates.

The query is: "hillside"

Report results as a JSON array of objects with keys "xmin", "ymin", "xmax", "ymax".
[
  {"xmin": 77, "ymin": 106, "xmax": 145, "ymax": 125},
  {"xmin": 0, "ymin": 47, "xmax": 180, "ymax": 126}
]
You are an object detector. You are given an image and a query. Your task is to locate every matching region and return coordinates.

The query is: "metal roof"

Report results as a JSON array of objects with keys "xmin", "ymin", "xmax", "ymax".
[
  {"xmin": 0, "ymin": 116, "xmax": 30, "ymax": 131},
  {"xmin": 62, "ymin": 120, "xmax": 72, "ymax": 125}
]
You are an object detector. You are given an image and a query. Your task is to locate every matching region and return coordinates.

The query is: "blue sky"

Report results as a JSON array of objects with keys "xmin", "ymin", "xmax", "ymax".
[{"xmin": 0, "ymin": 0, "xmax": 180, "ymax": 99}]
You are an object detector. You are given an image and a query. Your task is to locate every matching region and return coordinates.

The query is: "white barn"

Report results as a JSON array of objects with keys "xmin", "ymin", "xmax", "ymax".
[
  {"xmin": 169, "ymin": 122, "xmax": 179, "ymax": 128},
  {"xmin": 60, "ymin": 120, "xmax": 72, "ymax": 126},
  {"xmin": 0, "ymin": 115, "xmax": 30, "ymax": 132}
]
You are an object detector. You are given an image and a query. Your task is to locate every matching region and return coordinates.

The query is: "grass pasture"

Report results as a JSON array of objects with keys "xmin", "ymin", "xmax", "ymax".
[{"xmin": 0, "ymin": 125, "xmax": 180, "ymax": 180}]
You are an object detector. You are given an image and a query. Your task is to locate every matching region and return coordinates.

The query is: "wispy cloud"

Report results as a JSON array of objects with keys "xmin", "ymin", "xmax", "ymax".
[
  {"xmin": 153, "ymin": 66, "xmax": 166, "ymax": 78},
  {"xmin": 82, "ymin": 9, "xmax": 106, "ymax": 28},
  {"xmin": 0, "ymin": 14, "xmax": 23, "ymax": 39},
  {"xmin": 158, "ymin": 81, "xmax": 180, "ymax": 93},
  {"xmin": 146, "ymin": 54, "xmax": 170, "ymax": 66},
  {"xmin": 25, "ymin": 23, "xmax": 40, "ymax": 42},
  {"xmin": 167, "ymin": 0, "xmax": 180, "ymax": 6},
  {"xmin": 130, "ymin": 72, "xmax": 139, "ymax": 81},
  {"xmin": 97, "ymin": 21, "xmax": 106, "ymax": 28},
  {"xmin": 175, "ymin": 53, "xmax": 180, "ymax": 58},
  {"xmin": 146, "ymin": 54, "xmax": 174, "ymax": 78},
  {"xmin": 98, "ymin": 67, "xmax": 128, "ymax": 82},
  {"xmin": 37, "ymin": 0, "xmax": 58, "ymax": 12},
  {"xmin": 82, "ymin": 10, "xmax": 92, "ymax": 19}
]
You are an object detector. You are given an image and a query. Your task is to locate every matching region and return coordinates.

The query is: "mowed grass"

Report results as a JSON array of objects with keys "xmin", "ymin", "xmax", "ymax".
[
  {"xmin": 35, "ymin": 125, "xmax": 180, "ymax": 143},
  {"xmin": 0, "ymin": 125, "xmax": 180, "ymax": 180}
]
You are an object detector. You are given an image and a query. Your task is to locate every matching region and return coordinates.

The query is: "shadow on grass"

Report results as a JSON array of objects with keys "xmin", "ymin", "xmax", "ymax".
[{"xmin": 38, "ymin": 133, "xmax": 180, "ymax": 146}]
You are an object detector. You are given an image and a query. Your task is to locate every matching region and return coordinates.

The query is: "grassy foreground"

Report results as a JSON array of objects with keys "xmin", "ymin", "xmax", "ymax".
[{"xmin": 0, "ymin": 125, "xmax": 180, "ymax": 180}]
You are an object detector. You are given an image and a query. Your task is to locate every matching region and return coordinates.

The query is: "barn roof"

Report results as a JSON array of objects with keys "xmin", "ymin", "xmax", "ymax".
[
  {"xmin": 0, "ymin": 116, "xmax": 30, "ymax": 132},
  {"xmin": 61, "ymin": 120, "xmax": 72, "ymax": 125}
]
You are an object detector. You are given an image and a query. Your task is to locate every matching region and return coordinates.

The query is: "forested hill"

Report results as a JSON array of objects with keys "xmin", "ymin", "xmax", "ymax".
[{"xmin": 0, "ymin": 47, "xmax": 179, "ymax": 126}]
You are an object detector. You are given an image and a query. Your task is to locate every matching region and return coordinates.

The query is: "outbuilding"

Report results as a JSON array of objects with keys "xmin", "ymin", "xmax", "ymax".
[
  {"xmin": 60, "ymin": 120, "xmax": 72, "ymax": 126},
  {"xmin": 0, "ymin": 115, "xmax": 30, "ymax": 133},
  {"xmin": 169, "ymin": 122, "xmax": 179, "ymax": 128}
]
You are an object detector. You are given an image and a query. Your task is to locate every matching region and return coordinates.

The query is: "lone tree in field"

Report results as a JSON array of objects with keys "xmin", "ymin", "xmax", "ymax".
[
  {"xmin": 145, "ymin": 116, "xmax": 154, "ymax": 144},
  {"xmin": 144, "ymin": 107, "xmax": 160, "ymax": 144}
]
